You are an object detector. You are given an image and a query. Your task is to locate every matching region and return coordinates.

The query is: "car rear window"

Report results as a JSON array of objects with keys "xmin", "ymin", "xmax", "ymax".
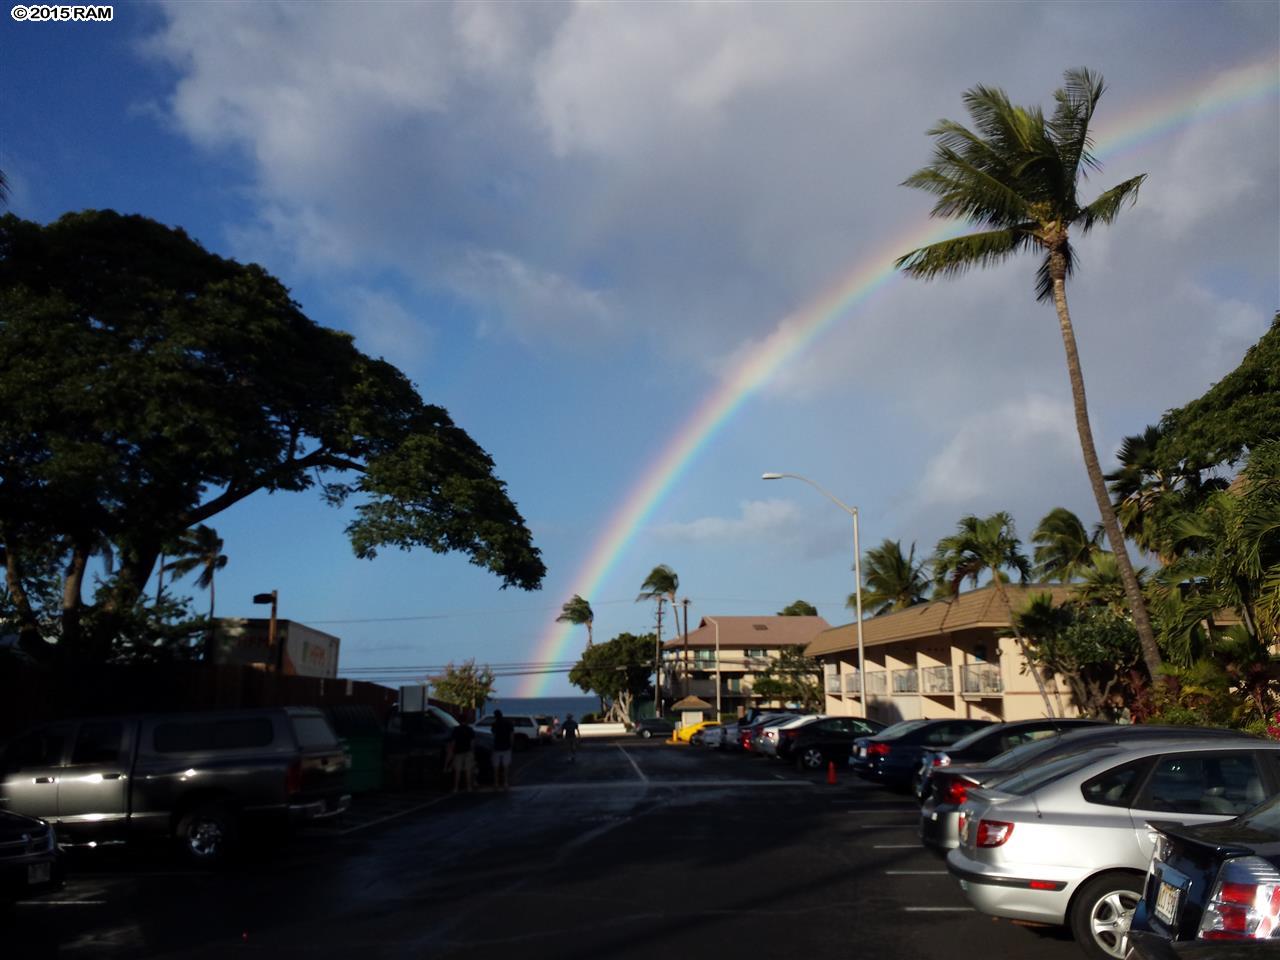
[
  {"xmin": 876, "ymin": 719, "xmax": 928, "ymax": 739},
  {"xmin": 153, "ymin": 717, "xmax": 274, "ymax": 753},
  {"xmin": 292, "ymin": 715, "xmax": 340, "ymax": 750},
  {"xmin": 998, "ymin": 749, "xmax": 1120, "ymax": 796}
]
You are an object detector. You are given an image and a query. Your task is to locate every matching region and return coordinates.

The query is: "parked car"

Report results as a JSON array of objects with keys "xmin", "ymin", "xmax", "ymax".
[
  {"xmin": 0, "ymin": 808, "xmax": 63, "ymax": 904},
  {"xmin": 778, "ymin": 716, "xmax": 885, "ymax": 770},
  {"xmin": 0, "ymin": 708, "xmax": 350, "ymax": 865},
  {"xmin": 675, "ymin": 720, "xmax": 720, "ymax": 744},
  {"xmin": 754, "ymin": 715, "xmax": 821, "ymax": 758},
  {"xmin": 700, "ymin": 725, "xmax": 728, "ymax": 749},
  {"xmin": 1130, "ymin": 790, "xmax": 1280, "ymax": 953},
  {"xmin": 915, "ymin": 718, "xmax": 1104, "ymax": 799},
  {"xmin": 535, "ymin": 716, "xmax": 559, "ymax": 742},
  {"xmin": 744, "ymin": 714, "xmax": 801, "ymax": 753},
  {"xmin": 947, "ymin": 738, "xmax": 1280, "ymax": 960},
  {"xmin": 386, "ymin": 705, "xmax": 495, "ymax": 785},
  {"xmin": 475, "ymin": 714, "xmax": 540, "ymax": 749},
  {"xmin": 633, "ymin": 718, "xmax": 675, "ymax": 740},
  {"xmin": 852, "ymin": 718, "xmax": 992, "ymax": 790},
  {"xmin": 919, "ymin": 724, "xmax": 1259, "ymax": 853}
]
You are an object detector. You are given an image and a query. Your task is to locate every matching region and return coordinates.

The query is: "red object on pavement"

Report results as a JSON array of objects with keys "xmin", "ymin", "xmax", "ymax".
[{"xmin": 827, "ymin": 761, "xmax": 837, "ymax": 785}]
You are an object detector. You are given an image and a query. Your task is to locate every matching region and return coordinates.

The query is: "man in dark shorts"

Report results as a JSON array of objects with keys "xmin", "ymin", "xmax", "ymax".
[
  {"xmin": 446, "ymin": 718, "xmax": 477, "ymax": 793},
  {"xmin": 561, "ymin": 713, "xmax": 580, "ymax": 762},
  {"xmin": 491, "ymin": 710, "xmax": 515, "ymax": 791}
]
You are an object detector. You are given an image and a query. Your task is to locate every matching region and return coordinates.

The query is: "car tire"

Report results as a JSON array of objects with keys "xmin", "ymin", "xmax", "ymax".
[
  {"xmin": 798, "ymin": 747, "xmax": 825, "ymax": 771},
  {"xmin": 175, "ymin": 800, "xmax": 238, "ymax": 867},
  {"xmin": 1069, "ymin": 870, "xmax": 1143, "ymax": 960},
  {"xmin": 640, "ymin": 729, "xmax": 652, "ymax": 739}
]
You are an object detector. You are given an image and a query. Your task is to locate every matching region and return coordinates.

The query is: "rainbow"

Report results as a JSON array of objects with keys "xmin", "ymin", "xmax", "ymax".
[{"xmin": 519, "ymin": 55, "xmax": 1280, "ymax": 696}]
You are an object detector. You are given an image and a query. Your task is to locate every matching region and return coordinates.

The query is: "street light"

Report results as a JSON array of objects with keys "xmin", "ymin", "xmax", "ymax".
[
  {"xmin": 704, "ymin": 615, "xmax": 722, "ymax": 717},
  {"xmin": 762, "ymin": 472, "xmax": 866, "ymax": 719},
  {"xmin": 252, "ymin": 590, "xmax": 279, "ymax": 672}
]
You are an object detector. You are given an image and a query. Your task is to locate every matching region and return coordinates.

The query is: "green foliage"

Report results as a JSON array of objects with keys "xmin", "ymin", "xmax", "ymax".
[
  {"xmin": 0, "ymin": 210, "xmax": 543, "ymax": 662},
  {"xmin": 750, "ymin": 646, "xmax": 823, "ymax": 712},
  {"xmin": 933, "ymin": 513, "xmax": 1030, "ymax": 593},
  {"xmin": 776, "ymin": 600, "xmax": 819, "ymax": 617},
  {"xmin": 637, "ymin": 565, "xmax": 679, "ymax": 603},
  {"xmin": 431, "ymin": 659, "xmax": 496, "ymax": 711},
  {"xmin": 853, "ymin": 539, "xmax": 930, "ymax": 615},
  {"xmin": 556, "ymin": 594, "xmax": 594, "ymax": 648},
  {"xmin": 1031, "ymin": 507, "xmax": 1100, "ymax": 582},
  {"xmin": 568, "ymin": 631, "xmax": 655, "ymax": 723}
]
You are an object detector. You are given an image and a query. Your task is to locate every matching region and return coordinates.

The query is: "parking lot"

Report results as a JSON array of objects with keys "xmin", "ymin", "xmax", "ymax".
[{"xmin": 8, "ymin": 737, "xmax": 1082, "ymax": 959}]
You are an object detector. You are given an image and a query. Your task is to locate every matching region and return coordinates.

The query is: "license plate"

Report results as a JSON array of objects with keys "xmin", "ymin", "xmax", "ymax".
[
  {"xmin": 27, "ymin": 861, "xmax": 51, "ymax": 885},
  {"xmin": 858, "ymin": 747, "xmax": 867, "ymax": 758},
  {"xmin": 1154, "ymin": 880, "xmax": 1180, "ymax": 926}
]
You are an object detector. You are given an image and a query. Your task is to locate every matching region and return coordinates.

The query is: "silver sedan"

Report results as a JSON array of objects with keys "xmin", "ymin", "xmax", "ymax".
[{"xmin": 946, "ymin": 737, "xmax": 1280, "ymax": 960}]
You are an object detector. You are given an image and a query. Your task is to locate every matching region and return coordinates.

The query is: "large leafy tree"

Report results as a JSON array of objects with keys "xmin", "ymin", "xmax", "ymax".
[
  {"xmin": 431, "ymin": 659, "xmax": 496, "ymax": 714},
  {"xmin": 896, "ymin": 68, "xmax": 1160, "ymax": 680},
  {"xmin": 162, "ymin": 525, "xmax": 228, "ymax": 621},
  {"xmin": 934, "ymin": 512, "xmax": 1056, "ymax": 716},
  {"xmin": 852, "ymin": 539, "xmax": 929, "ymax": 616},
  {"xmin": 1031, "ymin": 507, "xmax": 1100, "ymax": 582},
  {"xmin": 777, "ymin": 599, "xmax": 818, "ymax": 617},
  {"xmin": 0, "ymin": 211, "xmax": 544, "ymax": 662},
  {"xmin": 556, "ymin": 594, "xmax": 594, "ymax": 650},
  {"xmin": 568, "ymin": 631, "xmax": 656, "ymax": 724},
  {"xmin": 750, "ymin": 646, "xmax": 823, "ymax": 713}
]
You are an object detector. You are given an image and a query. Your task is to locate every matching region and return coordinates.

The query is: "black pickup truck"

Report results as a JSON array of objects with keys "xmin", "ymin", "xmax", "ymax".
[{"xmin": 0, "ymin": 707, "xmax": 350, "ymax": 864}]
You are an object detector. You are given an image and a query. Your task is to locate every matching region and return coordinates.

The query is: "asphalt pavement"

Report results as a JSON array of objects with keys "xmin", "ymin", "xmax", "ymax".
[{"xmin": 8, "ymin": 738, "xmax": 1083, "ymax": 959}]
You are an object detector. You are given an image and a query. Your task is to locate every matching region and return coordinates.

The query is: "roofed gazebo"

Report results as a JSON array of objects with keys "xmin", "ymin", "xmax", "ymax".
[{"xmin": 670, "ymin": 695, "xmax": 712, "ymax": 729}]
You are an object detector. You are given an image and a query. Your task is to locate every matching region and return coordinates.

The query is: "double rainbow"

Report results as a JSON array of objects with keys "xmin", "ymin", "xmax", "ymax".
[{"xmin": 519, "ymin": 55, "xmax": 1280, "ymax": 696}]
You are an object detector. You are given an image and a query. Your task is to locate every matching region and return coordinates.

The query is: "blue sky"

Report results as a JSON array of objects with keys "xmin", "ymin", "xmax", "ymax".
[{"xmin": 3, "ymin": 1, "xmax": 1277, "ymax": 696}]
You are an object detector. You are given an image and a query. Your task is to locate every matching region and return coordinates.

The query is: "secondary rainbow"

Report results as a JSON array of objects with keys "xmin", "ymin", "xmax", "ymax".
[{"xmin": 519, "ymin": 55, "xmax": 1280, "ymax": 697}]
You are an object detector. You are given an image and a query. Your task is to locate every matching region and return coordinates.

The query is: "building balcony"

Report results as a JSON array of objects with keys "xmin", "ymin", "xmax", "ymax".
[
  {"xmin": 843, "ymin": 673, "xmax": 862, "ymax": 695},
  {"xmin": 864, "ymin": 670, "xmax": 888, "ymax": 696},
  {"xmin": 960, "ymin": 663, "xmax": 1003, "ymax": 696},
  {"xmin": 891, "ymin": 668, "xmax": 919, "ymax": 694},
  {"xmin": 921, "ymin": 665, "xmax": 954, "ymax": 695},
  {"xmin": 825, "ymin": 675, "xmax": 841, "ymax": 694}
]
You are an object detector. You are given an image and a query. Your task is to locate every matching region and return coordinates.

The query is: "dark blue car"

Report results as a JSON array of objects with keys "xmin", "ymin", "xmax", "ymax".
[{"xmin": 850, "ymin": 717, "xmax": 992, "ymax": 790}]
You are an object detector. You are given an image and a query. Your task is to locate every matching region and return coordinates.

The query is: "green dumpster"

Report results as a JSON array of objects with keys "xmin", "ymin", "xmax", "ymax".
[{"xmin": 340, "ymin": 735, "xmax": 384, "ymax": 793}]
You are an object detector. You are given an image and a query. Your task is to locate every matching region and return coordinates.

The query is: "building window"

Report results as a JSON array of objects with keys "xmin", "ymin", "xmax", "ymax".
[
  {"xmin": 746, "ymin": 648, "xmax": 767, "ymax": 659},
  {"xmin": 695, "ymin": 649, "xmax": 715, "ymax": 662},
  {"xmin": 726, "ymin": 677, "xmax": 741, "ymax": 693}
]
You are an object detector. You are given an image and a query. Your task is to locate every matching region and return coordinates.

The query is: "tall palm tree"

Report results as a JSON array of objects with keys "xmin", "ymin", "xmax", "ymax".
[
  {"xmin": 1074, "ymin": 551, "xmax": 1146, "ymax": 616},
  {"xmin": 556, "ymin": 594, "xmax": 594, "ymax": 649},
  {"xmin": 851, "ymin": 539, "xmax": 930, "ymax": 616},
  {"xmin": 1031, "ymin": 507, "xmax": 1101, "ymax": 582},
  {"xmin": 896, "ymin": 68, "xmax": 1162, "ymax": 681},
  {"xmin": 934, "ymin": 512, "xmax": 1055, "ymax": 716},
  {"xmin": 638, "ymin": 565, "xmax": 681, "ymax": 696},
  {"xmin": 163, "ymin": 524, "xmax": 228, "ymax": 620}
]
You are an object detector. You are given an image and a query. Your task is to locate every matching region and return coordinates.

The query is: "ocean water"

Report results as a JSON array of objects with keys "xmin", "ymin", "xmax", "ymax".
[{"xmin": 485, "ymin": 695, "xmax": 599, "ymax": 720}]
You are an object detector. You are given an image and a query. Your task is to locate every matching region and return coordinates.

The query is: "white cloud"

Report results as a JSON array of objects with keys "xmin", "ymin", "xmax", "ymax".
[
  {"xmin": 342, "ymin": 287, "xmax": 435, "ymax": 362},
  {"xmin": 653, "ymin": 499, "xmax": 800, "ymax": 543}
]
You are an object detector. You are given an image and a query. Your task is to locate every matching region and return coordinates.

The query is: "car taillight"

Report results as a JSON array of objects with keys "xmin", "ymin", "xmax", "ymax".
[
  {"xmin": 932, "ymin": 752, "xmax": 951, "ymax": 767},
  {"xmin": 868, "ymin": 742, "xmax": 890, "ymax": 758},
  {"xmin": 783, "ymin": 729, "xmax": 799, "ymax": 740},
  {"xmin": 286, "ymin": 759, "xmax": 303, "ymax": 796},
  {"xmin": 1199, "ymin": 857, "xmax": 1280, "ymax": 941},
  {"xmin": 976, "ymin": 819, "xmax": 1014, "ymax": 847},
  {"xmin": 942, "ymin": 778, "xmax": 969, "ymax": 805}
]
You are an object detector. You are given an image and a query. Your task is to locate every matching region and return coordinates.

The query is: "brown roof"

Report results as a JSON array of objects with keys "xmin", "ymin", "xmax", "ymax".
[
  {"xmin": 662, "ymin": 615, "xmax": 831, "ymax": 650},
  {"xmin": 804, "ymin": 584, "xmax": 1073, "ymax": 658}
]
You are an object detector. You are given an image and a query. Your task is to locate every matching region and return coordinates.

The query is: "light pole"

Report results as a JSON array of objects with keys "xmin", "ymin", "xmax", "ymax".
[
  {"xmin": 704, "ymin": 615, "xmax": 722, "ymax": 717},
  {"xmin": 762, "ymin": 472, "xmax": 866, "ymax": 719},
  {"xmin": 252, "ymin": 590, "xmax": 279, "ymax": 671}
]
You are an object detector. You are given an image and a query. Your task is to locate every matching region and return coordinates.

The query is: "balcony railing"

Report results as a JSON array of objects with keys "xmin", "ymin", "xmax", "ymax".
[
  {"xmin": 960, "ymin": 663, "xmax": 1003, "ymax": 696},
  {"xmin": 825, "ymin": 675, "xmax": 841, "ymax": 694},
  {"xmin": 865, "ymin": 671, "xmax": 887, "ymax": 696},
  {"xmin": 921, "ymin": 665, "xmax": 954, "ymax": 694},
  {"xmin": 891, "ymin": 668, "xmax": 919, "ymax": 694},
  {"xmin": 843, "ymin": 673, "xmax": 862, "ymax": 695}
]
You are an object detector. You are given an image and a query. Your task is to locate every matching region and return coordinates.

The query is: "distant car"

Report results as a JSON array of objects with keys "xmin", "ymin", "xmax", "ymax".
[
  {"xmin": 919, "ymin": 724, "xmax": 1259, "ymax": 853},
  {"xmin": 633, "ymin": 718, "xmax": 675, "ymax": 740},
  {"xmin": 1131, "ymin": 791, "xmax": 1280, "ymax": 952},
  {"xmin": 948, "ymin": 738, "xmax": 1280, "ymax": 960},
  {"xmin": 914, "ymin": 718, "xmax": 1103, "ymax": 799},
  {"xmin": 535, "ymin": 716, "xmax": 559, "ymax": 742},
  {"xmin": 675, "ymin": 720, "xmax": 720, "ymax": 744},
  {"xmin": 699, "ymin": 725, "xmax": 727, "ymax": 749},
  {"xmin": 741, "ymin": 713, "xmax": 799, "ymax": 752},
  {"xmin": 754, "ymin": 715, "xmax": 821, "ymax": 758},
  {"xmin": 777, "ymin": 716, "xmax": 885, "ymax": 770},
  {"xmin": 852, "ymin": 718, "xmax": 992, "ymax": 790},
  {"xmin": 0, "ymin": 808, "xmax": 63, "ymax": 904},
  {"xmin": 475, "ymin": 714, "xmax": 540, "ymax": 749}
]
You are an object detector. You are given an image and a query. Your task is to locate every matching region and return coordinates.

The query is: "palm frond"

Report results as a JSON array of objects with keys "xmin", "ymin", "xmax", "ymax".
[
  {"xmin": 1051, "ymin": 68, "xmax": 1106, "ymax": 182},
  {"xmin": 1080, "ymin": 175, "xmax": 1147, "ymax": 232},
  {"xmin": 896, "ymin": 228, "xmax": 1034, "ymax": 280}
]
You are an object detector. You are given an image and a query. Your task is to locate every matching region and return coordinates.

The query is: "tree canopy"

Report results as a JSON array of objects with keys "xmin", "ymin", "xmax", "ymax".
[
  {"xmin": 568, "ymin": 631, "xmax": 655, "ymax": 723},
  {"xmin": 431, "ymin": 659, "xmax": 496, "ymax": 713},
  {"xmin": 776, "ymin": 599, "xmax": 818, "ymax": 617},
  {"xmin": 0, "ymin": 210, "xmax": 544, "ymax": 661}
]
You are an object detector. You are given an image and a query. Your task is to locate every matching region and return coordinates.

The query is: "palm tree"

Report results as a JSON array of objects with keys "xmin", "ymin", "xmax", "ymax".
[
  {"xmin": 1031, "ymin": 507, "xmax": 1101, "ymax": 582},
  {"xmin": 896, "ymin": 68, "xmax": 1162, "ymax": 680},
  {"xmin": 933, "ymin": 512, "xmax": 1055, "ymax": 716},
  {"xmin": 638, "ymin": 565, "xmax": 681, "ymax": 696},
  {"xmin": 1074, "ymin": 551, "xmax": 1145, "ymax": 616},
  {"xmin": 163, "ymin": 524, "xmax": 228, "ymax": 620},
  {"xmin": 852, "ymin": 539, "xmax": 930, "ymax": 615},
  {"xmin": 556, "ymin": 594, "xmax": 594, "ymax": 650}
]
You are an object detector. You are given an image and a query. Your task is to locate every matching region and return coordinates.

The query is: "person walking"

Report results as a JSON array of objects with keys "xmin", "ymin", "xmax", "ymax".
[
  {"xmin": 445, "ymin": 717, "xmax": 477, "ymax": 793},
  {"xmin": 491, "ymin": 709, "xmax": 515, "ymax": 791},
  {"xmin": 561, "ymin": 713, "xmax": 580, "ymax": 762}
]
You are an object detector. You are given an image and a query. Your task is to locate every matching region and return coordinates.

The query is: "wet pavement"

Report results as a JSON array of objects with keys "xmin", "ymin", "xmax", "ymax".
[{"xmin": 8, "ymin": 739, "xmax": 1082, "ymax": 959}]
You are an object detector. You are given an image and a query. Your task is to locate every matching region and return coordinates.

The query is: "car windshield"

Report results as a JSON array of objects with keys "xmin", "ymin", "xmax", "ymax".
[
  {"xmin": 946, "ymin": 724, "xmax": 1002, "ymax": 752},
  {"xmin": 996, "ymin": 748, "xmax": 1121, "ymax": 796},
  {"xmin": 875, "ymin": 719, "xmax": 928, "ymax": 739}
]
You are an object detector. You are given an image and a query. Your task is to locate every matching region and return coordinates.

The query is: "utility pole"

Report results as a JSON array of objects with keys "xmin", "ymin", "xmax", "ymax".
[
  {"xmin": 654, "ymin": 598, "xmax": 664, "ymax": 718},
  {"xmin": 681, "ymin": 597, "xmax": 691, "ymax": 699}
]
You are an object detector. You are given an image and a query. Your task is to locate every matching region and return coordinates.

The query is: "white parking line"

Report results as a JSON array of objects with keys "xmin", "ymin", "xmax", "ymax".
[
  {"xmin": 616, "ymin": 746, "xmax": 649, "ymax": 783},
  {"xmin": 15, "ymin": 900, "xmax": 107, "ymax": 906},
  {"xmin": 885, "ymin": 870, "xmax": 947, "ymax": 875},
  {"xmin": 903, "ymin": 906, "xmax": 973, "ymax": 912},
  {"xmin": 338, "ymin": 796, "xmax": 448, "ymax": 835},
  {"xmin": 872, "ymin": 843, "xmax": 919, "ymax": 849}
]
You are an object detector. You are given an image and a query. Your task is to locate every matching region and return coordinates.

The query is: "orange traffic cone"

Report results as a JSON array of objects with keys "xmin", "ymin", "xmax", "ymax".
[{"xmin": 827, "ymin": 761, "xmax": 838, "ymax": 785}]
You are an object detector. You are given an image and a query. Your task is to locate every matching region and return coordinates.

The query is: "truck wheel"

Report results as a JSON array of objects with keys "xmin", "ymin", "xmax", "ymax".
[{"xmin": 176, "ymin": 801, "xmax": 238, "ymax": 866}]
